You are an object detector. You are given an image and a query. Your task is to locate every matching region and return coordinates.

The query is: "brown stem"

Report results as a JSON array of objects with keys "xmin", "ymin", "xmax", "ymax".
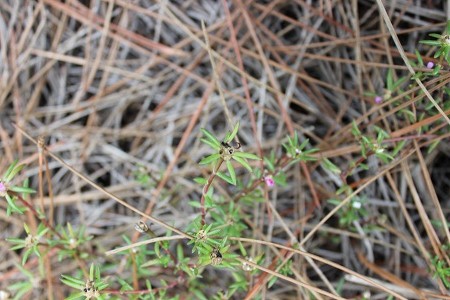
[
  {"xmin": 103, "ymin": 277, "xmax": 182, "ymax": 295},
  {"xmin": 340, "ymin": 150, "xmax": 375, "ymax": 185},
  {"xmin": 200, "ymin": 159, "xmax": 223, "ymax": 225},
  {"xmin": 13, "ymin": 193, "xmax": 63, "ymax": 239}
]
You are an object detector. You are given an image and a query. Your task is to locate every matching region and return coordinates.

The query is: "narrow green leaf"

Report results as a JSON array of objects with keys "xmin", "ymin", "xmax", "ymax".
[
  {"xmin": 327, "ymin": 198, "xmax": 341, "ymax": 206},
  {"xmin": 387, "ymin": 69, "xmax": 394, "ymax": 91},
  {"xmin": 238, "ymin": 241, "xmax": 247, "ymax": 256},
  {"xmin": 415, "ymin": 49, "xmax": 423, "ymax": 66},
  {"xmin": 141, "ymin": 259, "xmax": 160, "ymax": 268},
  {"xmin": 232, "ymin": 156, "xmax": 252, "ymax": 173},
  {"xmin": 376, "ymin": 152, "xmax": 394, "ymax": 162},
  {"xmin": 5, "ymin": 163, "xmax": 25, "ymax": 183},
  {"xmin": 9, "ymin": 282, "xmax": 33, "ymax": 300},
  {"xmin": 176, "ymin": 244, "xmax": 184, "ymax": 261},
  {"xmin": 8, "ymin": 186, "xmax": 35, "ymax": 194},
  {"xmin": 89, "ymin": 264, "xmax": 95, "ymax": 281},
  {"xmin": 435, "ymin": 48, "xmax": 444, "ymax": 58},
  {"xmin": 33, "ymin": 245, "xmax": 41, "ymax": 257},
  {"xmin": 7, "ymin": 238, "xmax": 25, "ymax": 244},
  {"xmin": 419, "ymin": 40, "xmax": 441, "ymax": 46},
  {"xmin": 429, "ymin": 33, "xmax": 442, "ymax": 39},
  {"xmin": 205, "ymin": 223, "xmax": 213, "ymax": 233},
  {"xmin": 293, "ymin": 131, "xmax": 299, "ymax": 146},
  {"xmin": 446, "ymin": 48, "xmax": 450, "ymax": 64},
  {"xmin": 274, "ymin": 173, "xmax": 287, "ymax": 187},
  {"xmin": 225, "ymin": 122, "xmax": 240, "ymax": 143},
  {"xmin": 226, "ymin": 161, "xmax": 236, "ymax": 185},
  {"xmin": 298, "ymin": 138, "xmax": 310, "ymax": 151},
  {"xmin": 336, "ymin": 185, "xmax": 350, "ymax": 195},
  {"xmin": 302, "ymin": 148, "xmax": 319, "ymax": 155},
  {"xmin": 155, "ymin": 241, "xmax": 160, "ymax": 257},
  {"xmin": 205, "ymin": 195, "xmax": 214, "ymax": 208},
  {"xmin": 351, "ymin": 121, "xmax": 361, "ymax": 136},
  {"xmin": 432, "ymin": 65, "xmax": 441, "ymax": 75},
  {"xmin": 268, "ymin": 276, "xmax": 278, "ymax": 288},
  {"xmin": 427, "ymin": 140, "xmax": 440, "ymax": 154},
  {"xmin": 233, "ymin": 152, "xmax": 260, "ymax": 160},
  {"xmin": 5, "ymin": 194, "xmax": 23, "ymax": 214},
  {"xmin": 2, "ymin": 159, "xmax": 18, "ymax": 181},
  {"xmin": 200, "ymin": 138, "xmax": 221, "ymax": 151},
  {"xmin": 65, "ymin": 292, "xmax": 84, "ymax": 300},
  {"xmin": 216, "ymin": 171, "xmax": 234, "ymax": 185},
  {"xmin": 97, "ymin": 281, "xmax": 109, "ymax": 291},
  {"xmin": 392, "ymin": 140, "xmax": 406, "ymax": 156},
  {"xmin": 22, "ymin": 249, "xmax": 33, "ymax": 265},
  {"xmin": 200, "ymin": 128, "xmax": 221, "ymax": 148},
  {"xmin": 264, "ymin": 152, "xmax": 275, "ymax": 171},
  {"xmin": 61, "ymin": 275, "xmax": 85, "ymax": 289},
  {"xmin": 392, "ymin": 76, "xmax": 407, "ymax": 91},
  {"xmin": 188, "ymin": 201, "xmax": 201, "ymax": 208},
  {"xmin": 199, "ymin": 153, "xmax": 220, "ymax": 165},
  {"xmin": 194, "ymin": 177, "xmax": 207, "ymax": 184},
  {"xmin": 321, "ymin": 158, "xmax": 341, "ymax": 174},
  {"xmin": 10, "ymin": 244, "xmax": 26, "ymax": 251},
  {"xmin": 360, "ymin": 162, "xmax": 369, "ymax": 170}
]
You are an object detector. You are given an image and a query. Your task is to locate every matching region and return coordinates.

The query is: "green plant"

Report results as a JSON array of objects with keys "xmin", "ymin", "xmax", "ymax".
[
  {"xmin": 328, "ymin": 194, "xmax": 369, "ymax": 229},
  {"xmin": 8, "ymin": 264, "xmax": 38, "ymax": 300},
  {"xmin": 48, "ymin": 223, "xmax": 93, "ymax": 261},
  {"xmin": 366, "ymin": 69, "xmax": 407, "ymax": 104},
  {"xmin": 268, "ymin": 260, "xmax": 293, "ymax": 288},
  {"xmin": 60, "ymin": 264, "xmax": 109, "ymax": 300},
  {"xmin": 7, "ymin": 223, "xmax": 49, "ymax": 265},
  {"xmin": 282, "ymin": 131, "xmax": 318, "ymax": 163},
  {"xmin": 410, "ymin": 50, "xmax": 441, "ymax": 81},
  {"xmin": 420, "ymin": 20, "xmax": 450, "ymax": 65},
  {"xmin": 0, "ymin": 160, "xmax": 35, "ymax": 215},
  {"xmin": 199, "ymin": 122, "xmax": 260, "ymax": 185},
  {"xmin": 351, "ymin": 121, "xmax": 394, "ymax": 163},
  {"xmin": 431, "ymin": 256, "xmax": 450, "ymax": 288}
]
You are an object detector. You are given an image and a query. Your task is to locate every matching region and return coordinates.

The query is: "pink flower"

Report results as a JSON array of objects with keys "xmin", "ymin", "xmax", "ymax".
[
  {"xmin": 374, "ymin": 96, "xmax": 383, "ymax": 104},
  {"xmin": 0, "ymin": 182, "xmax": 7, "ymax": 197},
  {"xmin": 264, "ymin": 175, "xmax": 275, "ymax": 187},
  {"xmin": 426, "ymin": 61, "xmax": 434, "ymax": 69}
]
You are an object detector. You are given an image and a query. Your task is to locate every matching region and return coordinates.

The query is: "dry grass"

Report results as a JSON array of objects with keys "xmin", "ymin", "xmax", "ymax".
[{"xmin": 0, "ymin": 0, "xmax": 449, "ymax": 299}]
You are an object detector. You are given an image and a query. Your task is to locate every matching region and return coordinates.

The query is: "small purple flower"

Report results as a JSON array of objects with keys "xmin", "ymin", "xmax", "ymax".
[
  {"xmin": 264, "ymin": 175, "xmax": 275, "ymax": 187},
  {"xmin": 374, "ymin": 95, "xmax": 383, "ymax": 104},
  {"xmin": 426, "ymin": 61, "xmax": 434, "ymax": 69},
  {"xmin": 0, "ymin": 182, "xmax": 7, "ymax": 197}
]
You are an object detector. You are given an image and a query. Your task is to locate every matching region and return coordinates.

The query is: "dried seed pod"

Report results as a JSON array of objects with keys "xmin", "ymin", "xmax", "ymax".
[
  {"xmin": 210, "ymin": 247, "xmax": 223, "ymax": 266},
  {"xmin": 219, "ymin": 141, "xmax": 235, "ymax": 161},
  {"xmin": 196, "ymin": 229, "xmax": 207, "ymax": 241},
  {"xmin": 37, "ymin": 136, "xmax": 45, "ymax": 148},
  {"xmin": 242, "ymin": 257, "xmax": 255, "ymax": 272},
  {"xmin": 83, "ymin": 280, "xmax": 99, "ymax": 298},
  {"xmin": 83, "ymin": 280, "xmax": 94, "ymax": 293},
  {"xmin": 134, "ymin": 221, "xmax": 149, "ymax": 233}
]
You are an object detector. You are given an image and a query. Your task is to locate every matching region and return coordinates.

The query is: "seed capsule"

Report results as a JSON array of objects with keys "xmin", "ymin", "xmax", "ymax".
[
  {"xmin": 210, "ymin": 248, "xmax": 223, "ymax": 266},
  {"xmin": 134, "ymin": 221, "xmax": 149, "ymax": 233}
]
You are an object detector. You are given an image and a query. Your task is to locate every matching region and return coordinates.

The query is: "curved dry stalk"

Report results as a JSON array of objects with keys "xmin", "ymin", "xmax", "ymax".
[
  {"xmin": 232, "ymin": 237, "xmax": 409, "ymax": 300},
  {"xmin": 105, "ymin": 235, "xmax": 186, "ymax": 256}
]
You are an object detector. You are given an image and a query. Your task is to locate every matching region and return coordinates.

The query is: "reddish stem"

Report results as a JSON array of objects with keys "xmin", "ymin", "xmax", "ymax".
[
  {"xmin": 13, "ymin": 192, "xmax": 63, "ymax": 239},
  {"xmin": 200, "ymin": 159, "xmax": 223, "ymax": 225},
  {"xmin": 103, "ymin": 278, "xmax": 182, "ymax": 295}
]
